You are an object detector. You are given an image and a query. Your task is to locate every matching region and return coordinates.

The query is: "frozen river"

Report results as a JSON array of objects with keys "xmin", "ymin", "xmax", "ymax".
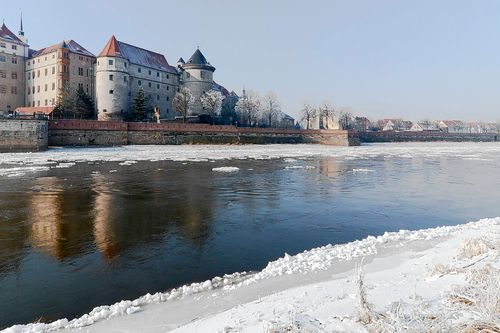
[{"xmin": 1, "ymin": 143, "xmax": 500, "ymax": 328}]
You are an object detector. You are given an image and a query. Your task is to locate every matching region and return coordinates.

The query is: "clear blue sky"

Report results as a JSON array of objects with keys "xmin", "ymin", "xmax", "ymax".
[{"xmin": 3, "ymin": 0, "xmax": 500, "ymax": 121}]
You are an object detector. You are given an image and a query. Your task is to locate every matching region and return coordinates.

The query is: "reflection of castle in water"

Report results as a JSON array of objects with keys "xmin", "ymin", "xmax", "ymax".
[{"xmin": 27, "ymin": 164, "xmax": 216, "ymax": 262}]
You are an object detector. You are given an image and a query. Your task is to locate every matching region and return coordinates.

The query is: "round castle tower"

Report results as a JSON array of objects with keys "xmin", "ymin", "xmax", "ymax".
[
  {"xmin": 96, "ymin": 36, "xmax": 130, "ymax": 120},
  {"xmin": 181, "ymin": 48, "xmax": 215, "ymax": 115}
]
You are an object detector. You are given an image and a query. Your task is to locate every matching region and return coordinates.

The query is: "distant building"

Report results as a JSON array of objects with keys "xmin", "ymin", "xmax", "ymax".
[
  {"xmin": 96, "ymin": 36, "xmax": 179, "ymax": 120},
  {"xmin": 379, "ymin": 119, "xmax": 412, "ymax": 131},
  {"xmin": 0, "ymin": 21, "xmax": 29, "ymax": 115},
  {"xmin": 436, "ymin": 120, "xmax": 467, "ymax": 133},
  {"xmin": 26, "ymin": 40, "xmax": 95, "ymax": 108},
  {"xmin": 410, "ymin": 121, "xmax": 440, "ymax": 131}
]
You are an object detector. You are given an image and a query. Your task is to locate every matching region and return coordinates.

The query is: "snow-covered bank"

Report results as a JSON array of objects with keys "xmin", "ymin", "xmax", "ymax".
[
  {"xmin": 3, "ymin": 217, "xmax": 499, "ymax": 333},
  {"xmin": 1, "ymin": 142, "xmax": 500, "ymax": 177}
]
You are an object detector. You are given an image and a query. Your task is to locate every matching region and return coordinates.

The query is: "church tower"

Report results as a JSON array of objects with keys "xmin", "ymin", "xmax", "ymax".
[{"xmin": 180, "ymin": 48, "xmax": 215, "ymax": 115}]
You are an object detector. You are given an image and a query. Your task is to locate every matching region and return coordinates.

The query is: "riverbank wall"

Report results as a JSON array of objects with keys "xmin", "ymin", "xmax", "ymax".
[
  {"xmin": 48, "ymin": 120, "xmax": 360, "ymax": 147},
  {"xmin": 0, "ymin": 119, "xmax": 48, "ymax": 152},
  {"xmin": 359, "ymin": 130, "xmax": 499, "ymax": 143}
]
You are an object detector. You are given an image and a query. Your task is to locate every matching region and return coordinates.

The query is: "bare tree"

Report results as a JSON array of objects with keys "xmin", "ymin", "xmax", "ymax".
[
  {"xmin": 338, "ymin": 108, "xmax": 354, "ymax": 130},
  {"xmin": 173, "ymin": 87, "xmax": 194, "ymax": 123},
  {"xmin": 261, "ymin": 92, "xmax": 281, "ymax": 127},
  {"xmin": 201, "ymin": 90, "xmax": 223, "ymax": 124},
  {"xmin": 235, "ymin": 90, "xmax": 261, "ymax": 126},
  {"xmin": 300, "ymin": 102, "xmax": 317, "ymax": 130}
]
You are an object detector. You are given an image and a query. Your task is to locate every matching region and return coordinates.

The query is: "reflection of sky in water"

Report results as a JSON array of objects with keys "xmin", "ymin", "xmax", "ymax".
[{"xmin": 0, "ymin": 147, "xmax": 500, "ymax": 327}]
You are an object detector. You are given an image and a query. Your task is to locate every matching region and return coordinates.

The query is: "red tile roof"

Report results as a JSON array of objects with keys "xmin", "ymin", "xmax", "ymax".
[
  {"xmin": 15, "ymin": 107, "xmax": 55, "ymax": 115},
  {"xmin": 0, "ymin": 23, "xmax": 25, "ymax": 45}
]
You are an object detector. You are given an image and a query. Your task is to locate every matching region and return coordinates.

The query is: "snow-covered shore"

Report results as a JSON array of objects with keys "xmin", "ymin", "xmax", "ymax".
[{"xmin": 4, "ymin": 217, "xmax": 499, "ymax": 333}]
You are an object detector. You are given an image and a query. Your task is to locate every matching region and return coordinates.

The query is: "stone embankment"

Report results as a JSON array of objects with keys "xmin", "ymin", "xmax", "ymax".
[
  {"xmin": 0, "ymin": 119, "xmax": 48, "ymax": 152},
  {"xmin": 359, "ymin": 130, "xmax": 498, "ymax": 143},
  {"xmin": 47, "ymin": 120, "xmax": 359, "ymax": 147}
]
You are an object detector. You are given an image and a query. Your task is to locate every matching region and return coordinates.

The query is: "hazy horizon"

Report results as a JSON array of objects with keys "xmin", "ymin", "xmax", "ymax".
[{"xmin": 3, "ymin": 0, "xmax": 500, "ymax": 122}]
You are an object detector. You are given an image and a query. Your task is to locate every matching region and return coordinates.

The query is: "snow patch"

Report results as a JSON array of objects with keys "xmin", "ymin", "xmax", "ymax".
[{"xmin": 212, "ymin": 167, "xmax": 240, "ymax": 173}]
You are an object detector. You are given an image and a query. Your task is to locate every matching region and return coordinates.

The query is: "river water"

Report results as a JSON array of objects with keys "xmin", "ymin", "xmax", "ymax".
[{"xmin": 1, "ymin": 143, "xmax": 499, "ymax": 328}]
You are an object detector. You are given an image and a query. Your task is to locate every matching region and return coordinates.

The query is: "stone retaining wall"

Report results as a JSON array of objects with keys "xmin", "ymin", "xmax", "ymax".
[
  {"xmin": 0, "ymin": 119, "xmax": 48, "ymax": 152},
  {"xmin": 359, "ymin": 131, "xmax": 499, "ymax": 143},
  {"xmin": 48, "ymin": 120, "xmax": 358, "ymax": 146}
]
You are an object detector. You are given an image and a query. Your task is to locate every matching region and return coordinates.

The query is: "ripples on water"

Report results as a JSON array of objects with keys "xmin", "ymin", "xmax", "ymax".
[{"xmin": 1, "ymin": 144, "xmax": 500, "ymax": 327}]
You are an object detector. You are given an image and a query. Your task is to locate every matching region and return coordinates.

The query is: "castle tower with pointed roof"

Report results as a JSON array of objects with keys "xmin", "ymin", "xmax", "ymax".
[
  {"xmin": 179, "ymin": 48, "xmax": 216, "ymax": 115},
  {"xmin": 95, "ymin": 36, "xmax": 180, "ymax": 120}
]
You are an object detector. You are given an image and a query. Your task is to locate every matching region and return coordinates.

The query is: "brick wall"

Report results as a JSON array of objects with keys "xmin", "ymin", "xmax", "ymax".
[{"xmin": 0, "ymin": 119, "xmax": 48, "ymax": 152}]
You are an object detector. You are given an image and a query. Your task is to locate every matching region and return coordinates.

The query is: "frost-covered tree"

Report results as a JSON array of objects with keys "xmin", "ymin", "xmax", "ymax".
[
  {"xmin": 319, "ymin": 100, "xmax": 335, "ymax": 129},
  {"xmin": 261, "ymin": 92, "xmax": 281, "ymax": 128},
  {"xmin": 235, "ymin": 90, "xmax": 261, "ymax": 127},
  {"xmin": 173, "ymin": 87, "xmax": 194, "ymax": 123},
  {"xmin": 300, "ymin": 102, "xmax": 317, "ymax": 130},
  {"xmin": 201, "ymin": 90, "xmax": 223, "ymax": 124},
  {"xmin": 338, "ymin": 108, "xmax": 354, "ymax": 130}
]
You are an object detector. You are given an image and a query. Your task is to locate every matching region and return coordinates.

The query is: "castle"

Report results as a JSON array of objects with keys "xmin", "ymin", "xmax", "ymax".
[{"xmin": 0, "ymin": 19, "xmax": 234, "ymax": 120}]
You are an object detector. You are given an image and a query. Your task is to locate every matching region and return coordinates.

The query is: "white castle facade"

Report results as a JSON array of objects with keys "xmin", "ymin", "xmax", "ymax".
[{"xmin": 0, "ymin": 19, "xmax": 234, "ymax": 120}]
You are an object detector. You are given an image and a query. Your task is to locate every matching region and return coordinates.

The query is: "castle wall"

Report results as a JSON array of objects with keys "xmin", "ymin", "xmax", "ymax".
[
  {"xmin": 0, "ymin": 39, "xmax": 27, "ymax": 113},
  {"xmin": 96, "ymin": 57, "xmax": 179, "ymax": 120}
]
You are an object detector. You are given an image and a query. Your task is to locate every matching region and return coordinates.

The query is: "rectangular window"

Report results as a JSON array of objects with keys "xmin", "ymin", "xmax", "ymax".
[
  {"xmin": 124, "ymin": 62, "xmax": 127, "ymax": 68},
  {"xmin": 78, "ymin": 68, "xmax": 84, "ymax": 76},
  {"xmin": 27, "ymin": 87, "xmax": 30, "ymax": 95},
  {"xmin": 109, "ymin": 59, "xmax": 114, "ymax": 65},
  {"xmin": 186, "ymin": 72, "xmax": 190, "ymax": 78},
  {"xmin": 157, "ymin": 72, "xmax": 160, "ymax": 77},
  {"xmin": 37, "ymin": 86, "xmax": 40, "ymax": 93},
  {"xmin": 124, "ymin": 76, "xmax": 127, "ymax": 82},
  {"xmin": 12, "ymin": 45, "xmax": 17, "ymax": 50},
  {"xmin": 32, "ymin": 86, "xmax": 35, "ymax": 94},
  {"xmin": 45, "ymin": 68, "xmax": 48, "ymax": 76},
  {"xmin": 37, "ymin": 70, "xmax": 40, "ymax": 77},
  {"xmin": 45, "ymin": 99, "xmax": 48, "ymax": 106},
  {"xmin": 32, "ymin": 72, "xmax": 35, "ymax": 79},
  {"xmin": 86, "ymin": 69, "xmax": 90, "ymax": 77},
  {"xmin": 138, "ymin": 67, "xmax": 142, "ymax": 73},
  {"xmin": 45, "ymin": 84, "xmax": 48, "ymax": 91},
  {"xmin": 52, "ymin": 82, "xmax": 55, "ymax": 90},
  {"xmin": 0, "ymin": 42, "xmax": 5, "ymax": 48},
  {"xmin": 200, "ymin": 71, "xmax": 205, "ymax": 78},
  {"xmin": 0, "ymin": 55, "xmax": 6, "ymax": 62},
  {"xmin": 167, "ymin": 86, "xmax": 169, "ymax": 91},
  {"xmin": 148, "ymin": 82, "xmax": 152, "ymax": 88},
  {"xmin": 0, "ymin": 85, "xmax": 7, "ymax": 93},
  {"xmin": 109, "ymin": 74, "xmax": 114, "ymax": 81},
  {"xmin": 0, "ymin": 70, "xmax": 5, "ymax": 78},
  {"xmin": 64, "ymin": 66, "xmax": 68, "ymax": 73},
  {"xmin": 109, "ymin": 90, "xmax": 114, "ymax": 94},
  {"xmin": 157, "ymin": 84, "xmax": 160, "ymax": 89},
  {"xmin": 11, "ymin": 86, "xmax": 17, "ymax": 94},
  {"xmin": 157, "ymin": 95, "xmax": 160, "ymax": 101},
  {"xmin": 167, "ymin": 96, "xmax": 169, "ymax": 101},
  {"xmin": 167, "ymin": 74, "xmax": 169, "ymax": 79},
  {"xmin": 138, "ymin": 80, "xmax": 142, "ymax": 86},
  {"xmin": 12, "ymin": 57, "xmax": 17, "ymax": 64},
  {"xmin": 148, "ymin": 70, "xmax": 151, "ymax": 75},
  {"xmin": 52, "ymin": 67, "xmax": 55, "ymax": 74}
]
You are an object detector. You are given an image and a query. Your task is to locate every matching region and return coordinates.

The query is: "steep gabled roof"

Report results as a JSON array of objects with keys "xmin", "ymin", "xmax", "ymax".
[
  {"xmin": 0, "ymin": 23, "xmax": 26, "ymax": 45},
  {"xmin": 33, "ymin": 40, "xmax": 95, "ymax": 58},
  {"xmin": 98, "ymin": 36, "xmax": 177, "ymax": 73},
  {"xmin": 212, "ymin": 81, "xmax": 230, "ymax": 97}
]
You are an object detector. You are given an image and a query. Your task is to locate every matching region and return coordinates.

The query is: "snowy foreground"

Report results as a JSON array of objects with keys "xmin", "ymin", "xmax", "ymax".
[
  {"xmin": 1, "ymin": 142, "xmax": 500, "ymax": 177},
  {"xmin": 4, "ymin": 218, "xmax": 499, "ymax": 333}
]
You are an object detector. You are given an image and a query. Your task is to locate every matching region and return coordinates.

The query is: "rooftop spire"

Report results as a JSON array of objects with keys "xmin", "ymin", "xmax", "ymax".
[{"xmin": 19, "ymin": 12, "xmax": 24, "ymax": 36}]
